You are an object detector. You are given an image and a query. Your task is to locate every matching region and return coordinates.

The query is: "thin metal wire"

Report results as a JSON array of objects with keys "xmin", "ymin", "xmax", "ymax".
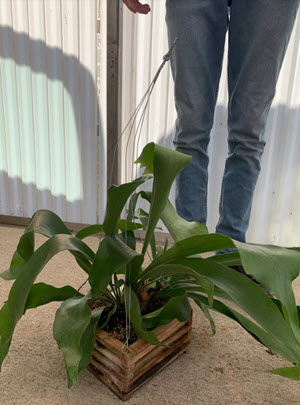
[
  {"xmin": 110, "ymin": 39, "xmax": 178, "ymax": 352},
  {"xmin": 108, "ymin": 81, "xmax": 155, "ymax": 189},
  {"xmin": 108, "ymin": 37, "xmax": 178, "ymax": 189}
]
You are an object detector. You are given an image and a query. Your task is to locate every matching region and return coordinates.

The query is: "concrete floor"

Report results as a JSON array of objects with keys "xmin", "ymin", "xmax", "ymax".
[{"xmin": 0, "ymin": 224, "xmax": 300, "ymax": 405}]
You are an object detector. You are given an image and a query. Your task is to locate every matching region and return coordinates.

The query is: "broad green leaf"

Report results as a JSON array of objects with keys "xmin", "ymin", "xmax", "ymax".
[
  {"xmin": 89, "ymin": 236, "xmax": 144, "ymax": 296},
  {"xmin": 79, "ymin": 307, "xmax": 104, "ymax": 372},
  {"xmin": 155, "ymin": 281, "xmax": 232, "ymax": 303},
  {"xmin": 103, "ymin": 175, "xmax": 151, "ymax": 235},
  {"xmin": 269, "ymin": 363, "xmax": 300, "ymax": 380},
  {"xmin": 160, "ymin": 199, "xmax": 208, "ymax": 242},
  {"xmin": 141, "ymin": 261, "xmax": 300, "ymax": 361},
  {"xmin": 140, "ymin": 263, "xmax": 213, "ymax": 309},
  {"xmin": 207, "ymin": 251, "xmax": 242, "ymax": 267},
  {"xmin": 134, "ymin": 208, "xmax": 157, "ymax": 259},
  {"xmin": 124, "ymin": 286, "xmax": 164, "ymax": 346},
  {"xmin": 1, "ymin": 252, "xmax": 26, "ymax": 281},
  {"xmin": 142, "ymin": 293, "xmax": 191, "ymax": 330},
  {"xmin": 234, "ymin": 241, "xmax": 300, "ymax": 345},
  {"xmin": 0, "ymin": 234, "xmax": 95, "ymax": 371},
  {"xmin": 15, "ymin": 230, "xmax": 35, "ymax": 262},
  {"xmin": 135, "ymin": 142, "xmax": 155, "ymax": 174},
  {"xmin": 0, "ymin": 230, "xmax": 35, "ymax": 280},
  {"xmin": 196, "ymin": 301, "xmax": 216, "ymax": 336},
  {"xmin": 53, "ymin": 295, "xmax": 91, "ymax": 387},
  {"xmin": 145, "ymin": 234, "xmax": 235, "ymax": 272},
  {"xmin": 135, "ymin": 143, "xmax": 191, "ymax": 254},
  {"xmin": 176, "ymin": 258, "xmax": 300, "ymax": 361},
  {"xmin": 120, "ymin": 230, "xmax": 136, "ymax": 251},
  {"xmin": 25, "ymin": 209, "xmax": 72, "ymax": 237},
  {"xmin": 2, "ymin": 210, "xmax": 93, "ymax": 279},
  {"xmin": 118, "ymin": 220, "xmax": 144, "ymax": 232},
  {"xmin": 76, "ymin": 224, "xmax": 103, "ymax": 240},
  {"xmin": 188, "ymin": 292, "xmax": 298, "ymax": 363},
  {"xmin": 25, "ymin": 283, "xmax": 82, "ymax": 311}
]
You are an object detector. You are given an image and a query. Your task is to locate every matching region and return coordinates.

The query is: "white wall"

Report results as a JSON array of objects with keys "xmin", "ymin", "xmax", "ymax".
[
  {"xmin": 0, "ymin": 0, "xmax": 106, "ymax": 224},
  {"xmin": 121, "ymin": 0, "xmax": 300, "ymax": 246}
]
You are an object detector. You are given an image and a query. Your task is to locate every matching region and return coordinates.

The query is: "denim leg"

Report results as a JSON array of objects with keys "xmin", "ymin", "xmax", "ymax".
[
  {"xmin": 216, "ymin": 0, "xmax": 300, "ymax": 242},
  {"xmin": 166, "ymin": 0, "xmax": 228, "ymax": 224}
]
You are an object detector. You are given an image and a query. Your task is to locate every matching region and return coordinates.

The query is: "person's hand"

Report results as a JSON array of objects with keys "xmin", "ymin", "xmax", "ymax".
[{"xmin": 122, "ymin": 0, "xmax": 151, "ymax": 14}]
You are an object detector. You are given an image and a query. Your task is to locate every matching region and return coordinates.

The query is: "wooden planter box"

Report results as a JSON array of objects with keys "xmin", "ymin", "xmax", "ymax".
[{"xmin": 88, "ymin": 311, "xmax": 193, "ymax": 401}]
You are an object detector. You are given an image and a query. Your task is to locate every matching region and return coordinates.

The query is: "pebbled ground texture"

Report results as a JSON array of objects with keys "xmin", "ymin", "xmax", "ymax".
[{"xmin": 0, "ymin": 224, "xmax": 300, "ymax": 405}]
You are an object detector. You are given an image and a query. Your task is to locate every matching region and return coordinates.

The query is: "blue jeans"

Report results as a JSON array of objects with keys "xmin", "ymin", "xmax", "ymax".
[{"xmin": 166, "ymin": 0, "xmax": 299, "ymax": 242}]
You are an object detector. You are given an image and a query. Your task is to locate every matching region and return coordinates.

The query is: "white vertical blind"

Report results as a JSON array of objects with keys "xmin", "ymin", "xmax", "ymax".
[
  {"xmin": 121, "ymin": 0, "xmax": 300, "ymax": 246},
  {"xmin": 0, "ymin": 0, "xmax": 106, "ymax": 224}
]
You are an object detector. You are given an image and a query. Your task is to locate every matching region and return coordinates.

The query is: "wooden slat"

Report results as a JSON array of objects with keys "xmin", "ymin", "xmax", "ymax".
[
  {"xmin": 122, "ymin": 344, "xmax": 190, "ymax": 400},
  {"xmin": 88, "ymin": 363, "xmax": 127, "ymax": 401},
  {"xmin": 92, "ymin": 351, "xmax": 127, "ymax": 378},
  {"xmin": 89, "ymin": 311, "xmax": 193, "ymax": 401},
  {"xmin": 93, "ymin": 342, "xmax": 126, "ymax": 369},
  {"xmin": 131, "ymin": 334, "xmax": 191, "ymax": 385},
  {"xmin": 90, "ymin": 357, "xmax": 125, "ymax": 389},
  {"xmin": 128, "ymin": 313, "xmax": 192, "ymax": 364},
  {"xmin": 95, "ymin": 331, "xmax": 135, "ymax": 363},
  {"xmin": 132, "ymin": 324, "xmax": 191, "ymax": 374}
]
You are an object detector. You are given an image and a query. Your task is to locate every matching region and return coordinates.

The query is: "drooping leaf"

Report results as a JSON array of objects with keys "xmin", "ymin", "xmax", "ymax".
[
  {"xmin": 53, "ymin": 295, "xmax": 91, "ymax": 387},
  {"xmin": 141, "ymin": 260, "xmax": 300, "ymax": 361},
  {"xmin": 269, "ymin": 363, "xmax": 300, "ymax": 380},
  {"xmin": 76, "ymin": 224, "xmax": 103, "ymax": 240},
  {"xmin": 118, "ymin": 220, "xmax": 144, "ymax": 232},
  {"xmin": 103, "ymin": 175, "xmax": 151, "ymax": 235},
  {"xmin": 16, "ymin": 230, "xmax": 35, "ymax": 262},
  {"xmin": 160, "ymin": 199, "xmax": 208, "ymax": 242},
  {"xmin": 25, "ymin": 283, "xmax": 82, "ymax": 311},
  {"xmin": 188, "ymin": 292, "xmax": 298, "ymax": 363},
  {"xmin": 196, "ymin": 301, "xmax": 216, "ymax": 336},
  {"xmin": 1, "ymin": 252, "xmax": 26, "ymax": 281},
  {"xmin": 2, "ymin": 210, "xmax": 93, "ymax": 279},
  {"xmin": 78, "ymin": 307, "xmax": 104, "ymax": 372},
  {"xmin": 207, "ymin": 251, "xmax": 242, "ymax": 267},
  {"xmin": 135, "ymin": 143, "xmax": 191, "ymax": 254},
  {"xmin": 89, "ymin": 236, "xmax": 144, "ymax": 296},
  {"xmin": 234, "ymin": 241, "xmax": 300, "ymax": 345},
  {"xmin": 142, "ymin": 293, "xmax": 191, "ymax": 330},
  {"xmin": 155, "ymin": 281, "xmax": 232, "ymax": 303},
  {"xmin": 124, "ymin": 286, "xmax": 164, "ymax": 346},
  {"xmin": 25, "ymin": 209, "xmax": 72, "ymax": 237},
  {"xmin": 140, "ymin": 263, "xmax": 213, "ymax": 310},
  {"xmin": 0, "ymin": 234, "xmax": 95, "ymax": 371},
  {"xmin": 145, "ymin": 233, "xmax": 235, "ymax": 272},
  {"xmin": 75, "ymin": 220, "xmax": 143, "ymax": 252},
  {"xmin": 175, "ymin": 258, "xmax": 300, "ymax": 361},
  {"xmin": 0, "ymin": 230, "xmax": 35, "ymax": 280}
]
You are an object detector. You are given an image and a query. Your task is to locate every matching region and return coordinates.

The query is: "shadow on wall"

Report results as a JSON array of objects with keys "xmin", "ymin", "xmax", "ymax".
[
  {"xmin": 0, "ymin": 171, "xmax": 85, "ymax": 228},
  {"xmin": 155, "ymin": 104, "xmax": 300, "ymax": 246},
  {"xmin": 0, "ymin": 25, "xmax": 104, "ymax": 224}
]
